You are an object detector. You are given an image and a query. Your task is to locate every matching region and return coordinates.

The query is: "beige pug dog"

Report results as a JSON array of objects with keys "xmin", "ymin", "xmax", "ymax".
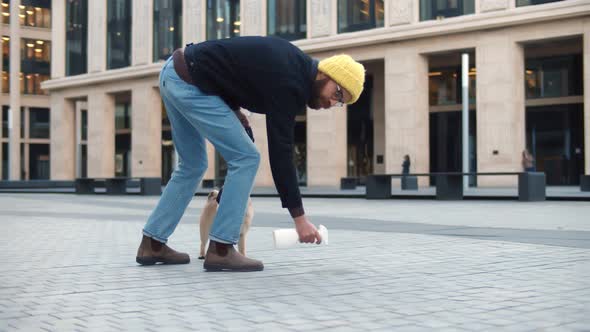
[{"xmin": 198, "ymin": 189, "xmax": 254, "ymax": 259}]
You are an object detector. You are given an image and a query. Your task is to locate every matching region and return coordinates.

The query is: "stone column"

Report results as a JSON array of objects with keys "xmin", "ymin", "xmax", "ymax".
[
  {"xmin": 87, "ymin": 92, "xmax": 115, "ymax": 177},
  {"xmin": 249, "ymin": 113, "xmax": 273, "ymax": 186},
  {"xmin": 310, "ymin": 0, "xmax": 332, "ymax": 38},
  {"xmin": 88, "ymin": 1, "xmax": 107, "ymax": 73},
  {"xmin": 131, "ymin": 85, "xmax": 161, "ymax": 177},
  {"xmin": 584, "ymin": 20, "xmax": 590, "ymax": 175},
  {"xmin": 183, "ymin": 0, "xmax": 204, "ymax": 45},
  {"xmin": 307, "ymin": 108, "xmax": 347, "ymax": 186},
  {"xmin": 241, "ymin": 0, "xmax": 265, "ymax": 36},
  {"xmin": 479, "ymin": 0, "xmax": 510, "ymax": 13},
  {"xmin": 132, "ymin": 0, "xmax": 153, "ymax": 66},
  {"xmin": 50, "ymin": 94, "xmax": 76, "ymax": 180},
  {"xmin": 384, "ymin": 46, "xmax": 429, "ymax": 186},
  {"xmin": 51, "ymin": 0, "xmax": 66, "ymax": 78},
  {"xmin": 476, "ymin": 33, "xmax": 525, "ymax": 185},
  {"xmin": 8, "ymin": 0, "xmax": 20, "ymax": 179},
  {"xmin": 368, "ymin": 62, "xmax": 386, "ymax": 175}
]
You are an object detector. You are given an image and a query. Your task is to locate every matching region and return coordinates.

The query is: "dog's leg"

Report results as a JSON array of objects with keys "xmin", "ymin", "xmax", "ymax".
[{"xmin": 238, "ymin": 234, "xmax": 246, "ymax": 257}]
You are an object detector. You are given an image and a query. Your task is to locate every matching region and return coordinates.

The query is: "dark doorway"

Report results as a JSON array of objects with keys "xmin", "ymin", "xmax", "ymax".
[
  {"xmin": 526, "ymin": 104, "xmax": 584, "ymax": 185},
  {"xmin": 429, "ymin": 110, "xmax": 477, "ymax": 186},
  {"xmin": 347, "ymin": 75, "xmax": 374, "ymax": 183}
]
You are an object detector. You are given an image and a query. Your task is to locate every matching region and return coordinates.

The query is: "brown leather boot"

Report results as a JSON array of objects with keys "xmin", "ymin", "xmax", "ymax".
[
  {"xmin": 136, "ymin": 235, "xmax": 190, "ymax": 265},
  {"xmin": 204, "ymin": 240, "xmax": 263, "ymax": 272}
]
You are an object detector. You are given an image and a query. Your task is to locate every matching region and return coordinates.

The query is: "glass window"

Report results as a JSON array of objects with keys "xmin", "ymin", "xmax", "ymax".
[
  {"xmin": 420, "ymin": 0, "xmax": 475, "ymax": 21},
  {"xmin": 154, "ymin": 0, "xmax": 182, "ymax": 62},
  {"xmin": 19, "ymin": 0, "xmax": 51, "ymax": 28},
  {"xmin": 1, "ymin": 0, "xmax": 10, "ymax": 25},
  {"xmin": 66, "ymin": 0, "xmax": 87, "ymax": 76},
  {"xmin": 115, "ymin": 102, "xmax": 131, "ymax": 177},
  {"xmin": 338, "ymin": 0, "xmax": 384, "ymax": 34},
  {"xmin": 107, "ymin": 0, "xmax": 132, "ymax": 70},
  {"xmin": 1, "ymin": 143, "xmax": 7, "ymax": 180},
  {"xmin": 81, "ymin": 110, "xmax": 87, "ymax": 141},
  {"xmin": 20, "ymin": 38, "xmax": 50, "ymax": 94},
  {"xmin": 429, "ymin": 66, "xmax": 476, "ymax": 106},
  {"xmin": 29, "ymin": 143, "xmax": 49, "ymax": 179},
  {"xmin": 29, "ymin": 107, "xmax": 49, "ymax": 139},
  {"xmin": 516, "ymin": 0, "xmax": 563, "ymax": 6},
  {"xmin": 207, "ymin": 0, "xmax": 240, "ymax": 40},
  {"xmin": 268, "ymin": 0, "xmax": 306, "ymax": 41},
  {"xmin": 525, "ymin": 55, "xmax": 583, "ymax": 99},
  {"xmin": 2, "ymin": 35, "xmax": 8, "ymax": 94},
  {"xmin": 2, "ymin": 106, "xmax": 8, "ymax": 138}
]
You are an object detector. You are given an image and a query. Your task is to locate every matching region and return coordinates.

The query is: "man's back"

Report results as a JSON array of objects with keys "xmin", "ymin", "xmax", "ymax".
[{"xmin": 184, "ymin": 36, "xmax": 317, "ymax": 114}]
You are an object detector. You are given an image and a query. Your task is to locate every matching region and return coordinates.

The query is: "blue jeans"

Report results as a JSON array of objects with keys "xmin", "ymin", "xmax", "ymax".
[{"xmin": 143, "ymin": 57, "xmax": 260, "ymax": 245}]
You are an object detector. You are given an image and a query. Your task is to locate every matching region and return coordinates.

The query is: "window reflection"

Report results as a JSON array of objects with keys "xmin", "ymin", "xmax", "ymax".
[
  {"xmin": 207, "ymin": 0, "xmax": 240, "ymax": 40},
  {"xmin": 338, "ymin": 0, "xmax": 384, "ymax": 34},
  {"xmin": 268, "ymin": 0, "xmax": 306, "ymax": 41},
  {"xmin": 20, "ymin": 38, "xmax": 50, "ymax": 95},
  {"xmin": 420, "ymin": 0, "xmax": 475, "ymax": 21},
  {"xmin": 66, "ymin": 0, "xmax": 87, "ymax": 76},
  {"xmin": 153, "ymin": 0, "xmax": 182, "ymax": 62}
]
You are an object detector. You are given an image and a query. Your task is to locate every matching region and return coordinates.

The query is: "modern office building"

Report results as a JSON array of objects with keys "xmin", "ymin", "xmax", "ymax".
[
  {"xmin": 2, "ymin": 0, "xmax": 588, "ymax": 188},
  {"xmin": 1, "ymin": 0, "xmax": 52, "ymax": 181}
]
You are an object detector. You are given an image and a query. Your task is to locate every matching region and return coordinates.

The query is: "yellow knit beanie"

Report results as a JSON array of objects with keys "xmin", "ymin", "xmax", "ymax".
[{"xmin": 318, "ymin": 54, "xmax": 365, "ymax": 104}]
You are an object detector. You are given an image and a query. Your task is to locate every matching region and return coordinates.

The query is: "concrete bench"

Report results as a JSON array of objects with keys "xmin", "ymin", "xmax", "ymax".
[
  {"xmin": 366, "ymin": 172, "xmax": 546, "ymax": 202},
  {"xmin": 340, "ymin": 177, "xmax": 358, "ymax": 190},
  {"xmin": 75, "ymin": 177, "xmax": 161, "ymax": 195}
]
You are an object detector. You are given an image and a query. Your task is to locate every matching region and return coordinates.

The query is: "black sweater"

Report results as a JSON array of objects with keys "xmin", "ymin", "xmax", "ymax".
[{"xmin": 184, "ymin": 36, "xmax": 318, "ymax": 217}]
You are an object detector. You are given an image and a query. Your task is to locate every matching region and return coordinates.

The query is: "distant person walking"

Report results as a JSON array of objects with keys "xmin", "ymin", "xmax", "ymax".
[
  {"xmin": 522, "ymin": 149, "xmax": 535, "ymax": 172},
  {"xmin": 402, "ymin": 155, "xmax": 411, "ymax": 175}
]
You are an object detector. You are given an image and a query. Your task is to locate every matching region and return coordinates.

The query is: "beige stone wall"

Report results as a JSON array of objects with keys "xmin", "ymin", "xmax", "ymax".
[
  {"xmin": 87, "ymin": 92, "xmax": 115, "ymax": 178},
  {"xmin": 131, "ymin": 85, "xmax": 161, "ymax": 177},
  {"xmin": 476, "ymin": 33, "xmax": 525, "ymax": 186},
  {"xmin": 49, "ymin": 94, "xmax": 75, "ymax": 180},
  {"xmin": 307, "ymin": 107, "xmax": 347, "ymax": 186},
  {"xmin": 385, "ymin": 44, "xmax": 429, "ymax": 186}
]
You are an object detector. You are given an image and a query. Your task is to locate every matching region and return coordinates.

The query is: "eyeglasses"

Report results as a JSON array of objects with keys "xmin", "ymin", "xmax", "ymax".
[{"xmin": 334, "ymin": 84, "xmax": 345, "ymax": 107}]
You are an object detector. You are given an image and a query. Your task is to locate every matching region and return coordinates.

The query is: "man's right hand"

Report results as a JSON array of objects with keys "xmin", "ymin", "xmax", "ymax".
[{"xmin": 294, "ymin": 215, "xmax": 322, "ymax": 244}]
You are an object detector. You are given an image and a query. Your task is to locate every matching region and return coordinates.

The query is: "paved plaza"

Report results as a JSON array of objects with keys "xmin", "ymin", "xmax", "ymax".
[{"xmin": 0, "ymin": 193, "xmax": 589, "ymax": 331}]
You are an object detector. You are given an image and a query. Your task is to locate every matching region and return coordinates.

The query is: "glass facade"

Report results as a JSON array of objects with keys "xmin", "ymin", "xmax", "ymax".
[
  {"xmin": 20, "ymin": 0, "xmax": 51, "ymax": 28},
  {"xmin": 267, "ymin": 0, "xmax": 306, "ymax": 41},
  {"xmin": 66, "ymin": 0, "xmax": 87, "ymax": 76},
  {"xmin": 29, "ymin": 107, "xmax": 49, "ymax": 139},
  {"xmin": 429, "ymin": 111, "xmax": 477, "ymax": 186},
  {"xmin": 347, "ymin": 76, "xmax": 373, "ymax": 182},
  {"xmin": 526, "ymin": 105, "xmax": 584, "ymax": 185},
  {"xmin": 207, "ymin": 0, "xmax": 241, "ymax": 40},
  {"xmin": 107, "ymin": 0, "xmax": 132, "ymax": 70},
  {"xmin": 2, "ymin": 36, "xmax": 8, "ymax": 94},
  {"xmin": 115, "ymin": 102, "xmax": 131, "ymax": 177},
  {"xmin": 525, "ymin": 55, "xmax": 583, "ymax": 99},
  {"xmin": 516, "ymin": 0, "xmax": 563, "ymax": 6},
  {"xmin": 429, "ymin": 66, "xmax": 476, "ymax": 106},
  {"xmin": 1, "ymin": 1, "xmax": 8, "ymax": 25},
  {"xmin": 338, "ymin": 0, "xmax": 384, "ymax": 33},
  {"xmin": 154, "ymin": 0, "xmax": 182, "ymax": 62},
  {"xmin": 28, "ymin": 143, "xmax": 49, "ymax": 179},
  {"xmin": 1, "ymin": 106, "xmax": 7, "ymax": 139},
  {"xmin": 420, "ymin": 0, "xmax": 475, "ymax": 21},
  {"xmin": 20, "ymin": 38, "xmax": 50, "ymax": 95}
]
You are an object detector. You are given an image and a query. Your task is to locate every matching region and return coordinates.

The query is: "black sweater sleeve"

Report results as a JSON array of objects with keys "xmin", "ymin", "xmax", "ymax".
[{"xmin": 265, "ymin": 107, "xmax": 305, "ymax": 218}]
